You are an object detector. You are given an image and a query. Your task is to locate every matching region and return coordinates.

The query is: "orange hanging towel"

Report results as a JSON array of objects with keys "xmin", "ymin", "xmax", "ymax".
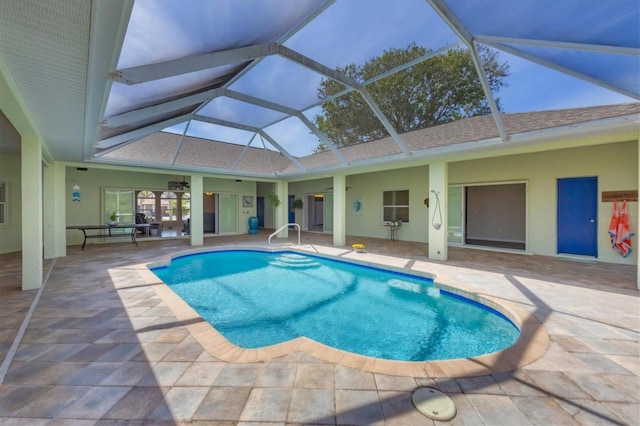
[
  {"xmin": 610, "ymin": 200, "xmax": 634, "ymax": 258},
  {"xmin": 615, "ymin": 200, "xmax": 634, "ymax": 258},
  {"xmin": 608, "ymin": 201, "xmax": 620, "ymax": 249}
]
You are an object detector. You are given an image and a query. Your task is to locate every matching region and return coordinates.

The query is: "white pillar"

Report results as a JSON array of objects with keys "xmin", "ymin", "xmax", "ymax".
[
  {"xmin": 274, "ymin": 181, "xmax": 288, "ymax": 238},
  {"xmin": 333, "ymin": 174, "xmax": 346, "ymax": 246},
  {"xmin": 189, "ymin": 174, "xmax": 203, "ymax": 246},
  {"xmin": 637, "ymin": 138, "xmax": 639, "ymax": 290},
  {"xmin": 428, "ymin": 161, "xmax": 448, "ymax": 261},
  {"xmin": 21, "ymin": 136, "xmax": 43, "ymax": 290},
  {"xmin": 43, "ymin": 161, "xmax": 66, "ymax": 259}
]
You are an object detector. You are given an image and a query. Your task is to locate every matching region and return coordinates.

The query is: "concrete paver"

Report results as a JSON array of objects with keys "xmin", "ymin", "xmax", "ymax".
[{"xmin": 0, "ymin": 231, "xmax": 637, "ymax": 424}]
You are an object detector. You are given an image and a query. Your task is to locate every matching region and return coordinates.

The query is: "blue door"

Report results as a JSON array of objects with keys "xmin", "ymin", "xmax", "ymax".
[
  {"xmin": 256, "ymin": 196, "xmax": 264, "ymax": 227},
  {"xmin": 557, "ymin": 177, "xmax": 598, "ymax": 256},
  {"xmin": 288, "ymin": 194, "xmax": 295, "ymax": 227}
]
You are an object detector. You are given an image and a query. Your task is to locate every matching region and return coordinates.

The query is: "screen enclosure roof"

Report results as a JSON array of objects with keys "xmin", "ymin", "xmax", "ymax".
[{"xmin": 0, "ymin": 0, "xmax": 638, "ymax": 177}]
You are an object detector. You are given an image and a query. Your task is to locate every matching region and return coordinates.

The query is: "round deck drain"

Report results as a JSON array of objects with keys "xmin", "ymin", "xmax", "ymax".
[{"xmin": 412, "ymin": 387, "xmax": 456, "ymax": 421}]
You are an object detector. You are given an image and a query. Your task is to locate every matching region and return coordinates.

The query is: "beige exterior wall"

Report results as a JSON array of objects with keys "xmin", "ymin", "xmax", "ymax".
[
  {"xmin": 289, "ymin": 141, "xmax": 637, "ymax": 265},
  {"xmin": 345, "ymin": 167, "xmax": 429, "ymax": 242},
  {"xmin": 287, "ymin": 177, "xmax": 332, "ymax": 231},
  {"xmin": 449, "ymin": 140, "xmax": 638, "ymax": 265},
  {"xmin": 289, "ymin": 168, "xmax": 430, "ymax": 241},
  {"xmin": 4, "ymin": 139, "xmax": 637, "ymax": 266},
  {"xmin": 0, "ymin": 153, "xmax": 22, "ymax": 254},
  {"xmin": 65, "ymin": 166, "xmax": 259, "ymax": 246}
]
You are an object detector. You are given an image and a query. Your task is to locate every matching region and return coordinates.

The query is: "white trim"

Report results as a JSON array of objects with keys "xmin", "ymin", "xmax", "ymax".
[
  {"xmin": 0, "ymin": 181, "xmax": 7, "ymax": 226},
  {"xmin": 381, "ymin": 188, "xmax": 410, "ymax": 224},
  {"xmin": 448, "ymin": 180, "xmax": 529, "ymax": 251}
]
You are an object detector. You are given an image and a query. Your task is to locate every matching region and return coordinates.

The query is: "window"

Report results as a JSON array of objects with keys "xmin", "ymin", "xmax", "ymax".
[
  {"xmin": 382, "ymin": 190, "xmax": 409, "ymax": 223},
  {"xmin": 160, "ymin": 191, "xmax": 177, "ymax": 222},
  {"xmin": 103, "ymin": 188, "xmax": 134, "ymax": 224},
  {"xmin": 136, "ymin": 190, "xmax": 156, "ymax": 220},
  {"xmin": 181, "ymin": 192, "xmax": 190, "ymax": 220},
  {"xmin": 0, "ymin": 182, "xmax": 6, "ymax": 225}
]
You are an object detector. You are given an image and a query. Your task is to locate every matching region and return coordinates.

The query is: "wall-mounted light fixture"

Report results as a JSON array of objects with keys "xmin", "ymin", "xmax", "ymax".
[{"xmin": 204, "ymin": 192, "xmax": 213, "ymax": 196}]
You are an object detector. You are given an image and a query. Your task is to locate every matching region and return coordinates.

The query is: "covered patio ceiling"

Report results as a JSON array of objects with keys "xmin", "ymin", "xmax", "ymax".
[{"xmin": 1, "ymin": 0, "xmax": 638, "ymax": 177}]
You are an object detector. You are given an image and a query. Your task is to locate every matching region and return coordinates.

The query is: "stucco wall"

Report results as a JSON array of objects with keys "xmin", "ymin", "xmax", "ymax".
[
  {"xmin": 0, "ymin": 153, "xmax": 22, "ymax": 254},
  {"xmin": 5, "ymin": 140, "xmax": 637, "ymax": 265},
  {"xmin": 289, "ymin": 169, "xmax": 431, "ymax": 241},
  {"xmin": 65, "ymin": 167, "xmax": 258, "ymax": 246},
  {"xmin": 346, "ymin": 167, "xmax": 429, "ymax": 241},
  {"xmin": 288, "ymin": 141, "xmax": 637, "ymax": 265},
  {"xmin": 287, "ymin": 177, "xmax": 332, "ymax": 231},
  {"xmin": 450, "ymin": 140, "xmax": 638, "ymax": 265}
]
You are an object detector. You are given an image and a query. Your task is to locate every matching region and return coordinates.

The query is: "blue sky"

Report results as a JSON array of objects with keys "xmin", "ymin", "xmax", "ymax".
[{"xmin": 116, "ymin": 0, "xmax": 637, "ymax": 157}]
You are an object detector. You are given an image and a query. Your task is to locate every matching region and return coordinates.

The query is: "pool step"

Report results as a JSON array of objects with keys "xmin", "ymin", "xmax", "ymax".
[{"xmin": 270, "ymin": 253, "xmax": 321, "ymax": 268}]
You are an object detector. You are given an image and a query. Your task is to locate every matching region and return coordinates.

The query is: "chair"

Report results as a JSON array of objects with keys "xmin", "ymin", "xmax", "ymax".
[{"xmin": 135, "ymin": 213, "xmax": 148, "ymax": 235}]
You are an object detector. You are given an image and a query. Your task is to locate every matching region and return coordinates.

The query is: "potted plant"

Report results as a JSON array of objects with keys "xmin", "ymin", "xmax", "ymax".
[
  {"xmin": 266, "ymin": 191, "xmax": 281, "ymax": 208},
  {"xmin": 292, "ymin": 198, "xmax": 303, "ymax": 210},
  {"xmin": 108, "ymin": 212, "xmax": 118, "ymax": 225}
]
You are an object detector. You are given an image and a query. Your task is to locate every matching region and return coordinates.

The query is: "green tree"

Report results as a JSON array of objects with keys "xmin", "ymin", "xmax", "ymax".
[{"xmin": 314, "ymin": 44, "xmax": 509, "ymax": 151}]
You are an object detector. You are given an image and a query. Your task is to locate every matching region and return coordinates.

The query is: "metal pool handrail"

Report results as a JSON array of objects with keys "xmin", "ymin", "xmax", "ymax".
[{"xmin": 268, "ymin": 223, "xmax": 300, "ymax": 247}]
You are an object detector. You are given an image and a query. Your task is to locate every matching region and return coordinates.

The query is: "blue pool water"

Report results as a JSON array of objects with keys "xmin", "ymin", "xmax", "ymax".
[{"xmin": 151, "ymin": 250, "xmax": 519, "ymax": 361}]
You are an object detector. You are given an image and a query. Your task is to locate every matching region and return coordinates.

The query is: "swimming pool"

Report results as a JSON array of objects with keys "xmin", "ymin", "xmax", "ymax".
[{"xmin": 151, "ymin": 250, "xmax": 520, "ymax": 361}]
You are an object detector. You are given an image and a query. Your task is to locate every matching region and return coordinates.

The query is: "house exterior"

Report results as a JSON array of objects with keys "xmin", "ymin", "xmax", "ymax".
[
  {"xmin": 1, "ymin": 103, "xmax": 639, "ymax": 290},
  {"xmin": 0, "ymin": 1, "xmax": 638, "ymax": 291}
]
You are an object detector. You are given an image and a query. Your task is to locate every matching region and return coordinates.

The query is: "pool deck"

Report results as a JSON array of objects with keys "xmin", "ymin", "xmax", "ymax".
[{"xmin": 1, "ymin": 231, "xmax": 638, "ymax": 425}]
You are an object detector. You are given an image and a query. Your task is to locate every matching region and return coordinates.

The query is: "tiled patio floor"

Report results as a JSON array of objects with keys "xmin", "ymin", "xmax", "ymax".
[{"xmin": 0, "ymin": 231, "xmax": 638, "ymax": 425}]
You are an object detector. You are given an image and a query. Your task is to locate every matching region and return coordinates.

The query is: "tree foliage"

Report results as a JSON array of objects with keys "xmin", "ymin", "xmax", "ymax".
[{"xmin": 313, "ymin": 44, "xmax": 509, "ymax": 151}]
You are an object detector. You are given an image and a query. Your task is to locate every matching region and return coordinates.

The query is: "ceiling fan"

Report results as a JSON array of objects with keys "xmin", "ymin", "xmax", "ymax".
[
  {"xmin": 324, "ymin": 186, "xmax": 351, "ymax": 191},
  {"xmin": 168, "ymin": 176, "xmax": 190, "ymax": 190}
]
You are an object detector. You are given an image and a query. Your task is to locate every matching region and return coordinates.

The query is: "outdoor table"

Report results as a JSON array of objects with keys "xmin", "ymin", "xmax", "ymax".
[
  {"xmin": 66, "ymin": 224, "xmax": 150, "ymax": 250},
  {"xmin": 386, "ymin": 222, "xmax": 400, "ymax": 241}
]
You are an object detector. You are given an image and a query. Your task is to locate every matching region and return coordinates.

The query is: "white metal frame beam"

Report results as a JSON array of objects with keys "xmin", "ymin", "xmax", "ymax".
[
  {"xmin": 223, "ymin": 90, "xmax": 349, "ymax": 164},
  {"xmin": 108, "ymin": 40, "xmax": 411, "ymax": 157},
  {"xmin": 276, "ymin": 45, "xmax": 411, "ymax": 155},
  {"xmin": 102, "ymin": 88, "xmax": 224, "ymax": 127},
  {"xmin": 111, "ymin": 43, "xmax": 279, "ymax": 85},
  {"xmin": 95, "ymin": 113, "xmax": 192, "ymax": 150},
  {"xmin": 475, "ymin": 35, "xmax": 639, "ymax": 56},
  {"xmin": 427, "ymin": 0, "xmax": 508, "ymax": 141},
  {"xmin": 477, "ymin": 37, "xmax": 640, "ymax": 99},
  {"xmin": 193, "ymin": 115, "xmax": 306, "ymax": 172},
  {"xmin": 103, "ymin": 86, "xmax": 349, "ymax": 164}
]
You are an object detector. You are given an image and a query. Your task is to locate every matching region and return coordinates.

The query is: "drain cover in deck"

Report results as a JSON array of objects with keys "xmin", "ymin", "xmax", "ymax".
[{"xmin": 412, "ymin": 387, "xmax": 456, "ymax": 421}]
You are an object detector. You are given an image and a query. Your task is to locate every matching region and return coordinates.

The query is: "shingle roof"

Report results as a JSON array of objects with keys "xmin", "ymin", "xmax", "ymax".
[{"xmin": 105, "ymin": 103, "xmax": 640, "ymax": 177}]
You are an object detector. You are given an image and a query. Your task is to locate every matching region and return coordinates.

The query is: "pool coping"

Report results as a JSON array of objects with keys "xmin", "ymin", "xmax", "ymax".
[{"xmin": 130, "ymin": 245, "xmax": 550, "ymax": 378}]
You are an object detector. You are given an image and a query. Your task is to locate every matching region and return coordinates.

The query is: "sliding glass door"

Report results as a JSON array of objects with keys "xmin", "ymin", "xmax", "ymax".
[{"xmin": 447, "ymin": 186, "xmax": 463, "ymax": 244}]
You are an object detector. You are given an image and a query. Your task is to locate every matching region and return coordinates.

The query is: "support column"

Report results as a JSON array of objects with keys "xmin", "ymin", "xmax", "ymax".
[
  {"xmin": 274, "ymin": 181, "xmax": 288, "ymax": 238},
  {"xmin": 21, "ymin": 136, "xmax": 43, "ymax": 290},
  {"xmin": 637, "ymin": 138, "xmax": 639, "ymax": 290},
  {"xmin": 333, "ymin": 174, "xmax": 346, "ymax": 246},
  {"xmin": 428, "ymin": 161, "xmax": 448, "ymax": 261},
  {"xmin": 43, "ymin": 161, "xmax": 66, "ymax": 259},
  {"xmin": 153, "ymin": 191, "xmax": 162, "ymax": 224},
  {"xmin": 189, "ymin": 174, "xmax": 203, "ymax": 246},
  {"xmin": 176, "ymin": 193, "xmax": 183, "ymax": 228}
]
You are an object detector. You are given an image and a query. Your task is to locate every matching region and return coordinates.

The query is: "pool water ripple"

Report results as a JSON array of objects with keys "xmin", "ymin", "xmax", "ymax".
[{"xmin": 151, "ymin": 250, "xmax": 520, "ymax": 361}]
